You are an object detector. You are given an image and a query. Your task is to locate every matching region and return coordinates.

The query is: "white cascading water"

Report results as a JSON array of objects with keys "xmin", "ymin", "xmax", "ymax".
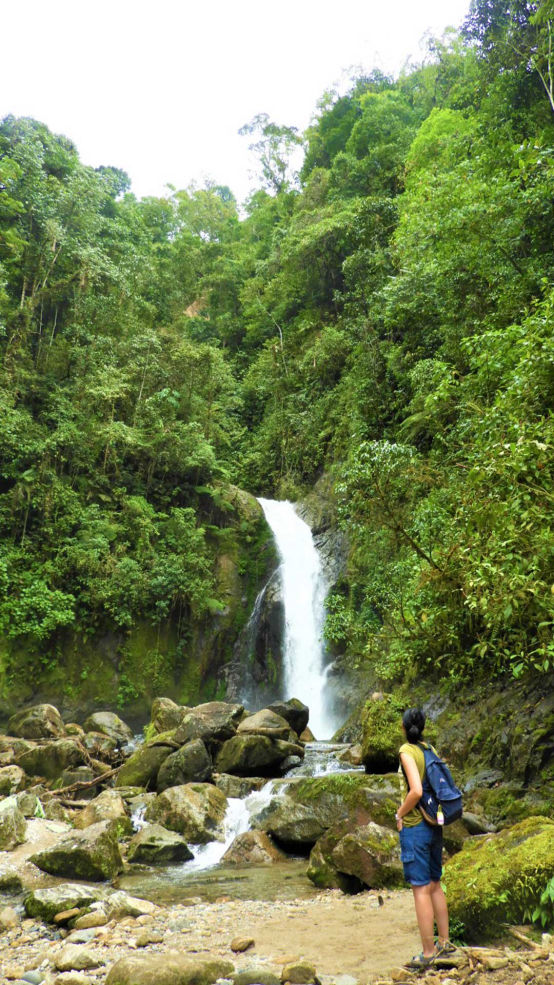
[{"xmin": 258, "ymin": 498, "xmax": 336, "ymax": 740}]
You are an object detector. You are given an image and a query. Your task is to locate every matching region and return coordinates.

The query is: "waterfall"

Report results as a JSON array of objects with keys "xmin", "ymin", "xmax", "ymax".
[{"xmin": 258, "ymin": 499, "xmax": 336, "ymax": 740}]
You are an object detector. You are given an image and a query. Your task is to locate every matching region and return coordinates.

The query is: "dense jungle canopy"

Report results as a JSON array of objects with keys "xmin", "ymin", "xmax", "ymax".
[{"xmin": 1, "ymin": 0, "xmax": 553, "ymax": 701}]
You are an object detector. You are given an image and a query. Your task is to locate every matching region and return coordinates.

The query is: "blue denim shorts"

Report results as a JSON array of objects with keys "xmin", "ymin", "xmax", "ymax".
[{"xmin": 399, "ymin": 821, "xmax": 443, "ymax": 886}]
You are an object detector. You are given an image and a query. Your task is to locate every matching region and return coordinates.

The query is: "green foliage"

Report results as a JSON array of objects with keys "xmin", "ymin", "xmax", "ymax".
[{"xmin": 525, "ymin": 875, "xmax": 554, "ymax": 929}]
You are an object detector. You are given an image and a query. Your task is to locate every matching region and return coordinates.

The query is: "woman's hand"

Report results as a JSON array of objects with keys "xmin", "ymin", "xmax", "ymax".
[{"xmin": 395, "ymin": 812, "xmax": 403, "ymax": 831}]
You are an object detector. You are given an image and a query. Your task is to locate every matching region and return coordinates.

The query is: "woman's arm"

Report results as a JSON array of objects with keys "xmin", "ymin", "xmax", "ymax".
[{"xmin": 396, "ymin": 752, "xmax": 423, "ymax": 830}]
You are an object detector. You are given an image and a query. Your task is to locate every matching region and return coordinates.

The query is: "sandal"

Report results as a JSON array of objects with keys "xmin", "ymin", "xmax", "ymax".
[
  {"xmin": 435, "ymin": 939, "xmax": 457, "ymax": 956},
  {"xmin": 404, "ymin": 952, "xmax": 436, "ymax": 970}
]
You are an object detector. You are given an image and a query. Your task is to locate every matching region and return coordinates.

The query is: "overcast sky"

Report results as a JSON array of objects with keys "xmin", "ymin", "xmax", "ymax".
[{"xmin": 2, "ymin": 0, "xmax": 470, "ymax": 203}]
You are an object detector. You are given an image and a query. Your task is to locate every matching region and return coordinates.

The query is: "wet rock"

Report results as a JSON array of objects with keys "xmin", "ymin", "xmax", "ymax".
[
  {"xmin": 24, "ymin": 885, "xmax": 104, "ymax": 922},
  {"xmin": 115, "ymin": 742, "xmax": 174, "ymax": 790},
  {"xmin": 267, "ymin": 699, "xmax": 309, "ymax": 736},
  {"xmin": 30, "ymin": 820, "xmax": 123, "ymax": 881},
  {"xmin": 0, "ymin": 764, "xmax": 27, "ymax": 794},
  {"xmin": 127, "ymin": 822, "xmax": 193, "ymax": 864},
  {"xmin": 222, "ymin": 830, "xmax": 286, "ymax": 865},
  {"xmin": 330, "ymin": 822, "xmax": 404, "ymax": 888},
  {"xmin": 443, "ymin": 815, "xmax": 554, "ymax": 938},
  {"xmin": 54, "ymin": 944, "xmax": 102, "ymax": 971},
  {"xmin": 174, "ymin": 701, "xmax": 245, "ymax": 745},
  {"xmin": 281, "ymin": 961, "xmax": 318, "ymax": 984},
  {"xmin": 83, "ymin": 712, "xmax": 133, "ymax": 745},
  {"xmin": 215, "ymin": 734, "xmax": 304, "ymax": 776},
  {"xmin": 255, "ymin": 798, "xmax": 327, "ymax": 847},
  {"xmin": 8, "ymin": 703, "xmax": 65, "ymax": 740},
  {"xmin": 16, "ymin": 738, "xmax": 85, "ymax": 780},
  {"xmin": 73, "ymin": 790, "xmax": 132, "ymax": 836},
  {"xmin": 105, "ymin": 953, "xmax": 234, "ymax": 985},
  {"xmin": 156, "ymin": 738, "xmax": 212, "ymax": 792},
  {"xmin": 213, "ymin": 774, "xmax": 266, "ymax": 798},
  {"xmin": 237, "ymin": 709, "xmax": 292, "ymax": 740},
  {"xmin": 144, "ymin": 783, "xmax": 227, "ymax": 842},
  {"xmin": 0, "ymin": 797, "xmax": 27, "ymax": 849},
  {"xmin": 299, "ymin": 727, "xmax": 315, "ymax": 743}
]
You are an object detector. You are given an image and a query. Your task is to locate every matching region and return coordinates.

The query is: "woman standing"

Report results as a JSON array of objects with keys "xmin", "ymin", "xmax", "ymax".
[{"xmin": 396, "ymin": 707, "xmax": 454, "ymax": 970}]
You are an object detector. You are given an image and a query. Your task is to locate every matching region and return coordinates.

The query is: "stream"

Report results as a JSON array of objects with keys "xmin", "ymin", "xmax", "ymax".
[{"xmin": 118, "ymin": 742, "xmax": 362, "ymax": 904}]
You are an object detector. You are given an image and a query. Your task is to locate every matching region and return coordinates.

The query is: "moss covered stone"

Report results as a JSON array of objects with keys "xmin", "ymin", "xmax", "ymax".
[
  {"xmin": 442, "ymin": 815, "xmax": 554, "ymax": 939},
  {"xmin": 361, "ymin": 694, "xmax": 405, "ymax": 773}
]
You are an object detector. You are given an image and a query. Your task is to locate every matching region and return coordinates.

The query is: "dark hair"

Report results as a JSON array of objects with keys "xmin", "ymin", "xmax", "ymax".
[{"xmin": 403, "ymin": 707, "xmax": 426, "ymax": 743}]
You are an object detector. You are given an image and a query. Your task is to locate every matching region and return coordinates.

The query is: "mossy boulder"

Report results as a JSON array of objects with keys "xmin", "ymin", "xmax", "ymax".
[
  {"xmin": 254, "ymin": 773, "xmax": 398, "ymax": 850},
  {"xmin": 442, "ymin": 815, "xmax": 554, "ymax": 939},
  {"xmin": 115, "ymin": 739, "xmax": 175, "ymax": 789},
  {"xmin": 156, "ymin": 739, "xmax": 212, "ymax": 792},
  {"xmin": 30, "ymin": 819, "xmax": 124, "ymax": 881},
  {"xmin": 83, "ymin": 712, "xmax": 133, "ymax": 745},
  {"xmin": 8, "ymin": 703, "xmax": 65, "ymax": 740},
  {"xmin": 307, "ymin": 820, "xmax": 365, "ymax": 892},
  {"xmin": 25, "ymin": 884, "xmax": 105, "ymax": 922},
  {"xmin": 126, "ymin": 823, "xmax": 193, "ymax": 864},
  {"xmin": 361, "ymin": 694, "xmax": 405, "ymax": 773},
  {"xmin": 267, "ymin": 699, "xmax": 309, "ymax": 736},
  {"xmin": 330, "ymin": 822, "xmax": 404, "ymax": 888},
  {"xmin": 73, "ymin": 790, "xmax": 133, "ymax": 837},
  {"xmin": 15, "ymin": 738, "xmax": 85, "ymax": 780},
  {"xmin": 215, "ymin": 734, "xmax": 303, "ymax": 776},
  {"xmin": 150, "ymin": 697, "xmax": 190, "ymax": 734},
  {"xmin": 0, "ymin": 764, "xmax": 26, "ymax": 795},
  {"xmin": 144, "ymin": 783, "xmax": 227, "ymax": 843}
]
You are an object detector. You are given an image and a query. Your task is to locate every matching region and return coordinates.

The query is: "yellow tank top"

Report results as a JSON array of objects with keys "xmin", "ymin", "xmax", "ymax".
[{"xmin": 398, "ymin": 741, "xmax": 431, "ymax": 827}]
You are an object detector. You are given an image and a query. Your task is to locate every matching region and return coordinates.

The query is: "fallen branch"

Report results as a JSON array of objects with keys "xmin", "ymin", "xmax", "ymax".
[
  {"xmin": 507, "ymin": 928, "xmax": 544, "ymax": 950},
  {"xmin": 42, "ymin": 766, "xmax": 121, "ymax": 799}
]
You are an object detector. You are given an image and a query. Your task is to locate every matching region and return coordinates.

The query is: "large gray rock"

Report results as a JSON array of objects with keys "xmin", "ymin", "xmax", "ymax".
[
  {"xmin": 82, "ymin": 730, "xmax": 118, "ymax": 759},
  {"xmin": 215, "ymin": 734, "xmax": 304, "ymax": 776},
  {"xmin": 115, "ymin": 741, "xmax": 174, "ymax": 789},
  {"xmin": 8, "ymin": 703, "xmax": 65, "ymax": 740},
  {"xmin": 127, "ymin": 823, "xmax": 193, "ymax": 864},
  {"xmin": 54, "ymin": 943, "xmax": 103, "ymax": 971},
  {"xmin": 73, "ymin": 790, "xmax": 132, "ymax": 837},
  {"xmin": 157, "ymin": 739, "xmax": 212, "ymax": 792},
  {"xmin": 16, "ymin": 738, "xmax": 85, "ymax": 780},
  {"xmin": 267, "ymin": 699, "xmax": 309, "ymax": 736},
  {"xmin": 0, "ymin": 764, "xmax": 26, "ymax": 795},
  {"xmin": 0, "ymin": 797, "xmax": 27, "ymax": 850},
  {"xmin": 83, "ymin": 712, "xmax": 133, "ymax": 745},
  {"xmin": 306, "ymin": 820, "xmax": 364, "ymax": 891},
  {"xmin": 106, "ymin": 953, "xmax": 234, "ymax": 985},
  {"xmin": 104, "ymin": 891, "xmax": 159, "ymax": 920},
  {"xmin": 222, "ymin": 830, "xmax": 286, "ymax": 865},
  {"xmin": 237, "ymin": 709, "xmax": 292, "ymax": 740},
  {"xmin": 174, "ymin": 701, "xmax": 245, "ymax": 746},
  {"xmin": 25, "ymin": 884, "xmax": 105, "ymax": 922},
  {"xmin": 30, "ymin": 820, "xmax": 123, "ymax": 881},
  {"xmin": 144, "ymin": 783, "xmax": 227, "ymax": 843},
  {"xmin": 330, "ymin": 822, "xmax": 404, "ymax": 888}
]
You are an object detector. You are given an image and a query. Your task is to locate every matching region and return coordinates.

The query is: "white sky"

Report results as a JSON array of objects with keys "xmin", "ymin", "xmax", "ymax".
[{"xmin": 1, "ymin": 0, "xmax": 470, "ymax": 203}]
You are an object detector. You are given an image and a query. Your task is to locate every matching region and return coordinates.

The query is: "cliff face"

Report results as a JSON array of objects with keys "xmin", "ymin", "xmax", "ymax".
[{"xmin": 0, "ymin": 485, "xmax": 276, "ymax": 725}]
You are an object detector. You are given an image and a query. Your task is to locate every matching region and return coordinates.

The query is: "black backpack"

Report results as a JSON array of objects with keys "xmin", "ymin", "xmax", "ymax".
[{"xmin": 417, "ymin": 742, "xmax": 463, "ymax": 826}]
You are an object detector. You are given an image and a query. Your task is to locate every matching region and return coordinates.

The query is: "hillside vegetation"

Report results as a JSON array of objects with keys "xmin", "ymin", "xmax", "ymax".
[{"xmin": 1, "ymin": 0, "xmax": 553, "ymax": 705}]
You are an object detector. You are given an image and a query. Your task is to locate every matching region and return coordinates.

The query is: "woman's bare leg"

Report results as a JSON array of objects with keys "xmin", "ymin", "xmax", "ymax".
[
  {"xmin": 429, "ymin": 880, "xmax": 449, "ymax": 942},
  {"xmin": 411, "ymin": 885, "xmax": 435, "ymax": 957}
]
